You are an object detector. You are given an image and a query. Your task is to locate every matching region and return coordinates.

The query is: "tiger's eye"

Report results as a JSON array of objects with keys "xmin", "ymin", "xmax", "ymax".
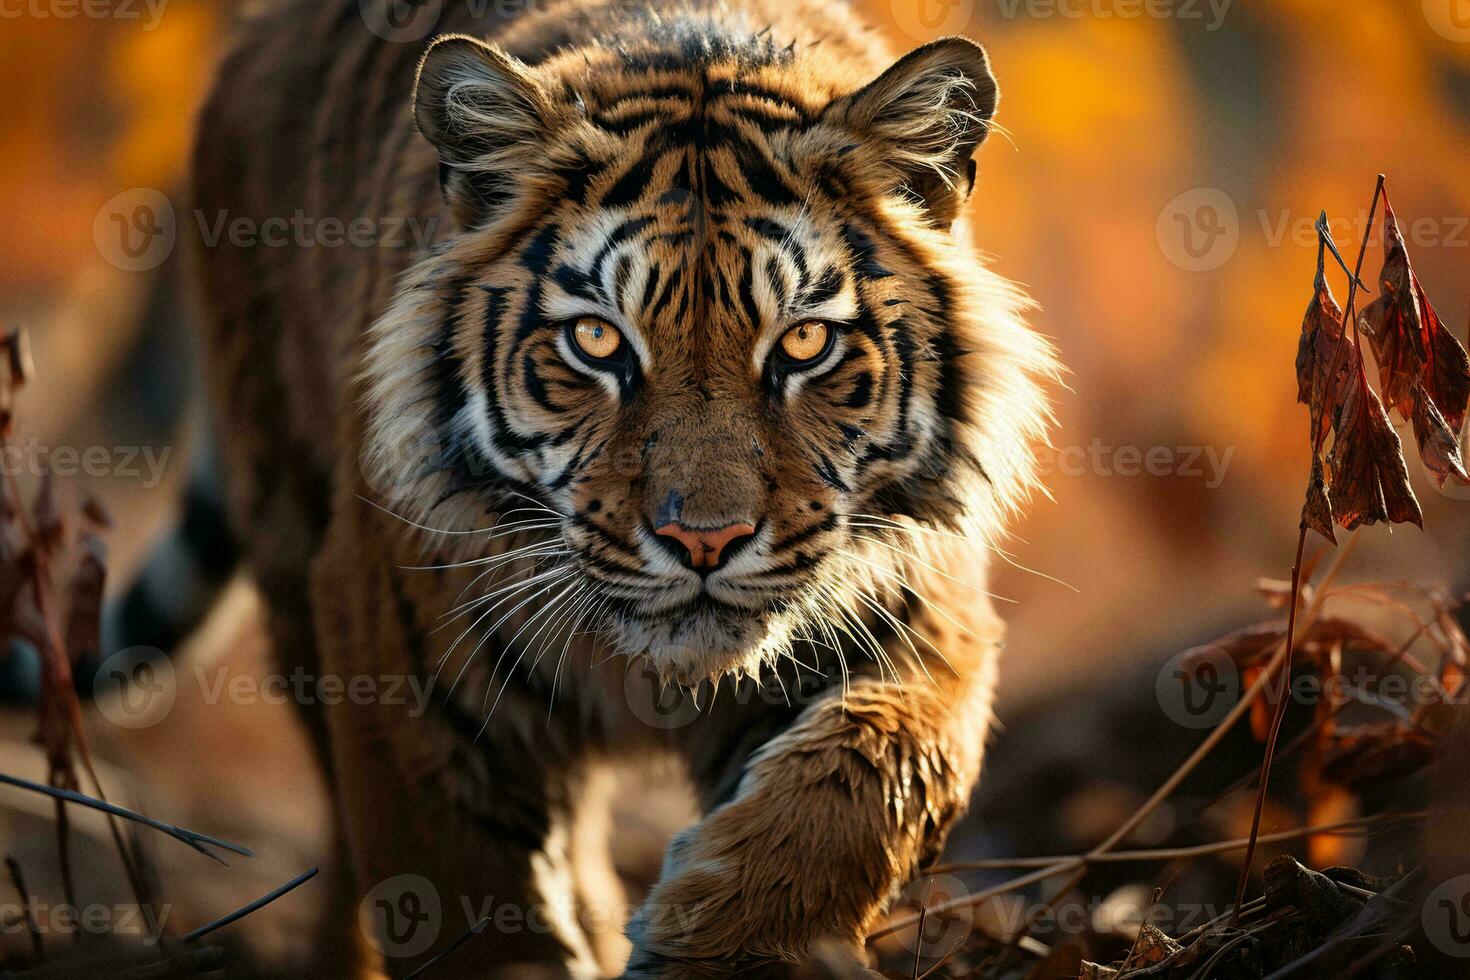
[
  {"xmin": 572, "ymin": 317, "xmax": 622, "ymax": 359},
  {"xmin": 779, "ymin": 321, "xmax": 830, "ymax": 363}
]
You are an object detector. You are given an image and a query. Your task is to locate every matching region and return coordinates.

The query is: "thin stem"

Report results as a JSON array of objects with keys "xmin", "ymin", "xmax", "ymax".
[
  {"xmin": 926, "ymin": 811, "xmax": 1424, "ymax": 872},
  {"xmin": 868, "ymin": 534, "xmax": 1360, "ymax": 943},
  {"xmin": 6, "ymin": 855, "xmax": 43, "ymax": 960},
  {"xmin": 1230, "ymin": 526, "xmax": 1308, "ymax": 925},
  {"xmin": 179, "ymin": 867, "xmax": 317, "ymax": 943},
  {"xmin": 1228, "ymin": 176, "xmax": 1385, "ymax": 927},
  {"xmin": 0, "ymin": 772, "xmax": 253, "ymax": 862},
  {"xmin": 405, "ymin": 916, "xmax": 492, "ymax": 980}
]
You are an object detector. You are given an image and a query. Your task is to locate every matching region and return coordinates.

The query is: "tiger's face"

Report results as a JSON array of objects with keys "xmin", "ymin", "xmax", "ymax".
[{"xmin": 363, "ymin": 27, "xmax": 1054, "ymax": 683}]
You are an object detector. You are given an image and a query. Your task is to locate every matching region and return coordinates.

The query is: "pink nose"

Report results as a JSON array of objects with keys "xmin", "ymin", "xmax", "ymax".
[{"xmin": 654, "ymin": 521, "xmax": 757, "ymax": 571}]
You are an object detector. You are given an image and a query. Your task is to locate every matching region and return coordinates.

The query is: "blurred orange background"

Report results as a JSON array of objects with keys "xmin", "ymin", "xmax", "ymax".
[
  {"xmin": 5, "ymin": 1, "xmax": 1469, "ymax": 702},
  {"xmin": 0, "ymin": 0, "xmax": 1468, "ymax": 967}
]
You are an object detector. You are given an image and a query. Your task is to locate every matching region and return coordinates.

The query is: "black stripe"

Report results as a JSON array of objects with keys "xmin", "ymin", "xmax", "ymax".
[
  {"xmin": 735, "ymin": 145, "xmax": 800, "ymax": 207},
  {"xmin": 770, "ymin": 513, "xmax": 836, "ymax": 552},
  {"xmin": 841, "ymin": 224, "xmax": 895, "ymax": 280},
  {"xmin": 811, "ymin": 450, "xmax": 850, "ymax": 492},
  {"xmin": 591, "ymin": 216, "xmax": 654, "ymax": 285},
  {"xmin": 522, "ymin": 352, "xmax": 556, "ymax": 412},
  {"xmin": 478, "ymin": 284, "xmax": 548, "ymax": 454},
  {"xmin": 600, "ymin": 152, "xmax": 657, "ymax": 209},
  {"xmin": 802, "ymin": 267, "xmax": 844, "ymax": 308},
  {"xmin": 648, "ymin": 267, "xmax": 681, "ymax": 321}
]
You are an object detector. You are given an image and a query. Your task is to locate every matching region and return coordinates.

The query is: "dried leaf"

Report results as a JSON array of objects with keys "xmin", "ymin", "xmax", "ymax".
[
  {"xmin": 1296, "ymin": 257, "xmax": 1352, "ymax": 450},
  {"xmin": 0, "ymin": 531, "xmax": 28, "ymax": 650},
  {"xmin": 1359, "ymin": 194, "xmax": 1470, "ymax": 486},
  {"xmin": 1301, "ymin": 457, "xmax": 1336, "ymax": 543},
  {"xmin": 1318, "ymin": 721, "xmax": 1436, "ymax": 789},
  {"xmin": 1410, "ymin": 384, "xmax": 1469, "ymax": 487},
  {"xmin": 64, "ymin": 534, "xmax": 106, "ymax": 667},
  {"xmin": 32, "ymin": 471, "xmax": 62, "ymax": 547},
  {"xmin": 80, "ymin": 494, "xmax": 113, "ymax": 529},
  {"xmin": 1294, "ymin": 237, "xmax": 1421, "ymax": 535},
  {"xmin": 1128, "ymin": 924, "xmax": 1182, "ymax": 967},
  {"xmin": 1264, "ymin": 856, "xmax": 1357, "ymax": 925},
  {"xmin": 1296, "ymin": 254, "xmax": 1356, "ymax": 541},
  {"xmin": 0, "ymin": 328, "xmax": 30, "ymax": 434},
  {"xmin": 1323, "ymin": 367, "xmax": 1422, "ymax": 530},
  {"xmin": 1199, "ymin": 616, "xmax": 1394, "ymax": 674}
]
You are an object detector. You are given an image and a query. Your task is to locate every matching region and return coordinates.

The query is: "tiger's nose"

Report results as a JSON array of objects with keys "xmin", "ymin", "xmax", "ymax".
[{"xmin": 653, "ymin": 521, "xmax": 757, "ymax": 572}]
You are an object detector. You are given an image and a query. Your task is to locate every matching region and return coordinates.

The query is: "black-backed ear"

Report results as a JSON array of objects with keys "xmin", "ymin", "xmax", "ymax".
[
  {"xmin": 827, "ymin": 37, "xmax": 998, "ymax": 228},
  {"xmin": 414, "ymin": 34, "xmax": 554, "ymax": 227}
]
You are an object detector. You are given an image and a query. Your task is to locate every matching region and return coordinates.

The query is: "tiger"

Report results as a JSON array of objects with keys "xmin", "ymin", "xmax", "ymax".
[{"xmin": 187, "ymin": 0, "xmax": 1056, "ymax": 974}]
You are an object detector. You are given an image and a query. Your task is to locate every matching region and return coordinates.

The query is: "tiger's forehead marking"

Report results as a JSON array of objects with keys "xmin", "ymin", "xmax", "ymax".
[
  {"xmin": 544, "ymin": 190, "xmax": 856, "ymax": 379},
  {"xmin": 537, "ymin": 57, "xmax": 862, "ymax": 376}
]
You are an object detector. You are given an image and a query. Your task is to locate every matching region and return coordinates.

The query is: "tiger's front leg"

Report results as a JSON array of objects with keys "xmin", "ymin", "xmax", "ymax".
[{"xmin": 623, "ymin": 635, "xmax": 998, "ymax": 976}]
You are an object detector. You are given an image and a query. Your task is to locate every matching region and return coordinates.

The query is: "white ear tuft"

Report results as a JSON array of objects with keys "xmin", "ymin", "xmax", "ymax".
[
  {"xmin": 828, "ymin": 37, "xmax": 998, "ymax": 226},
  {"xmin": 414, "ymin": 34, "xmax": 553, "ymax": 226}
]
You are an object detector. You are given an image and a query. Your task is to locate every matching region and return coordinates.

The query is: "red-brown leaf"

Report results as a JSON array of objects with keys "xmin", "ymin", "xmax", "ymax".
[
  {"xmin": 1317, "ymin": 721, "xmax": 1436, "ymax": 790},
  {"xmin": 1323, "ymin": 366, "xmax": 1422, "ymax": 530},
  {"xmin": 1301, "ymin": 457, "xmax": 1336, "ymax": 544},
  {"xmin": 1296, "ymin": 261, "xmax": 1351, "ymax": 450},
  {"xmin": 1413, "ymin": 387, "xmax": 1470, "ymax": 487},
  {"xmin": 1359, "ymin": 194, "xmax": 1470, "ymax": 486},
  {"xmin": 64, "ymin": 534, "xmax": 106, "ymax": 667}
]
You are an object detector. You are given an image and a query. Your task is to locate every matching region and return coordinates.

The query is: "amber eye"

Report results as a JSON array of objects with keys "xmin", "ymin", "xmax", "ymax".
[
  {"xmin": 778, "ymin": 321, "xmax": 831, "ymax": 363},
  {"xmin": 572, "ymin": 317, "xmax": 623, "ymax": 360}
]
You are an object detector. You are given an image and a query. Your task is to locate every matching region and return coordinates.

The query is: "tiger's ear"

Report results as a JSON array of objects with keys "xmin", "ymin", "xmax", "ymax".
[
  {"xmin": 826, "ymin": 37, "xmax": 998, "ymax": 228},
  {"xmin": 414, "ymin": 34, "xmax": 555, "ymax": 227}
]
